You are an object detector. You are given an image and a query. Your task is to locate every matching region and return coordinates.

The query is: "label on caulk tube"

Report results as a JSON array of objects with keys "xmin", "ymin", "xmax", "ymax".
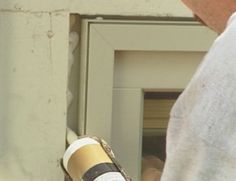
[
  {"xmin": 94, "ymin": 172, "xmax": 126, "ymax": 181},
  {"xmin": 63, "ymin": 137, "xmax": 127, "ymax": 181}
]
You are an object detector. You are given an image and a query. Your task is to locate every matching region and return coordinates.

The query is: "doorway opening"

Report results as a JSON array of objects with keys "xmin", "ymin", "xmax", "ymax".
[{"xmin": 141, "ymin": 91, "xmax": 181, "ymax": 179}]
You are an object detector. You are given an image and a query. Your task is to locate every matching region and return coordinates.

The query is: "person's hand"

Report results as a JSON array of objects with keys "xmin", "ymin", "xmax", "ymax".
[{"xmin": 142, "ymin": 167, "xmax": 162, "ymax": 181}]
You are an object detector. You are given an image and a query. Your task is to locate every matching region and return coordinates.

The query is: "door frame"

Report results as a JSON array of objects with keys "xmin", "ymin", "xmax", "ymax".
[
  {"xmin": 78, "ymin": 19, "xmax": 216, "ymax": 137},
  {"xmin": 78, "ymin": 19, "xmax": 216, "ymax": 180}
]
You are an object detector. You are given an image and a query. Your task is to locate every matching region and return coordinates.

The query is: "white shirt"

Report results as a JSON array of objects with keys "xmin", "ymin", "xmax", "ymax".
[{"xmin": 161, "ymin": 12, "xmax": 236, "ymax": 181}]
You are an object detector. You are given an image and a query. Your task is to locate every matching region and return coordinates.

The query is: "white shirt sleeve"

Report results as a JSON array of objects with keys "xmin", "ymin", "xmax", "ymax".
[{"xmin": 161, "ymin": 12, "xmax": 236, "ymax": 181}]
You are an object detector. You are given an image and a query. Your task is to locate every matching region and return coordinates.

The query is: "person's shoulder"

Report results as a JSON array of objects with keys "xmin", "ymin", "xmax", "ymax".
[{"xmin": 215, "ymin": 12, "xmax": 236, "ymax": 43}]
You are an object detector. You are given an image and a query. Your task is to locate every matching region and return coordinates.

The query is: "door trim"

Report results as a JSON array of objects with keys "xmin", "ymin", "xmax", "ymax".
[{"xmin": 78, "ymin": 19, "xmax": 216, "ymax": 137}]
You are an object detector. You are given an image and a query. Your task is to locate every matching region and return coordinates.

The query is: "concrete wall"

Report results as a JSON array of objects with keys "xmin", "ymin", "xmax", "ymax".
[
  {"xmin": 0, "ymin": 0, "xmax": 191, "ymax": 17},
  {"xmin": 0, "ymin": 5, "xmax": 69, "ymax": 181},
  {"xmin": 0, "ymin": 0, "xmax": 68, "ymax": 11},
  {"xmin": 69, "ymin": 0, "xmax": 192, "ymax": 17},
  {"xmin": 0, "ymin": 0, "xmax": 191, "ymax": 180}
]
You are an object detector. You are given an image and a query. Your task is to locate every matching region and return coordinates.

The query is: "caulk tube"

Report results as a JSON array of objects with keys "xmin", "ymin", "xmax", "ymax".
[{"xmin": 63, "ymin": 137, "xmax": 126, "ymax": 181}]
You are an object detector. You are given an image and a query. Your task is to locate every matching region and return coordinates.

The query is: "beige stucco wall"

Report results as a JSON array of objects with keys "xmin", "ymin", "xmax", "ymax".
[
  {"xmin": 0, "ymin": 0, "xmax": 192, "ymax": 180},
  {"xmin": 0, "ymin": 0, "xmax": 68, "ymax": 11},
  {"xmin": 0, "ymin": 8, "xmax": 69, "ymax": 181},
  {"xmin": 0, "ymin": 0, "xmax": 192, "ymax": 16},
  {"xmin": 69, "ymin": 0, "xmax": 192, "ymax": 17}
]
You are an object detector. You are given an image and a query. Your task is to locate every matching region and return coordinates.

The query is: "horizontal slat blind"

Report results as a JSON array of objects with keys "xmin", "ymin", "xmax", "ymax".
[{"xmin": 143, "ymin": 99, "xmax": 176, "ymax": 129}]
